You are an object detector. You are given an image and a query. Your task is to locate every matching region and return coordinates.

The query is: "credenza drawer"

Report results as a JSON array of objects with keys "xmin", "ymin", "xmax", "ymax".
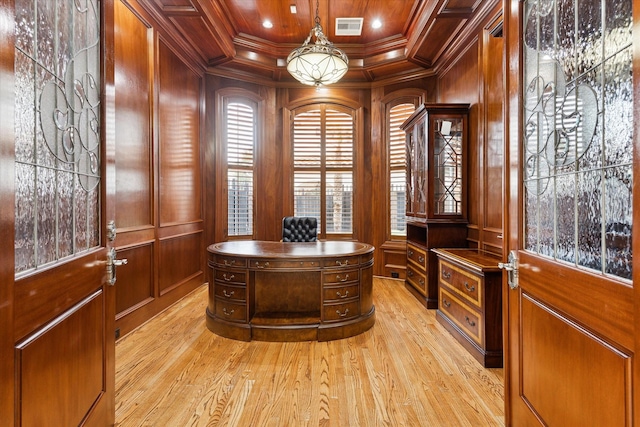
[
  {"xmin": 439, "ymin": 287, "xmax": 481, "ymax": 346},
  {"xmin": 407, "ymin": 243, "xmax": 427, "ymax": 270},
  {"xmin": 439, "ymin": 260, "xmax": 481, "ymax": 308},
  {"xmin": 214, "ymin": 300, "xmax": 247, "ymax": 322},
  {"xmin": 323, "ymin": 269, "xmax": 359, "ymax": 284},
  {"xmin": 406, "ymin": 263, "xmax": 427, "ymax": 295},
  {"xmin": 214, "ymin": 283, "xmax": 247, "ymax": 302},
  {"xmin": 214, "ymin": 269, "xmax": 247, "ymax": 285},
  {"xmin": 323, "ymin": 283, "xmax": 359, "ymax": 302},
  {"xmin": 323, "ymin": 301, "xmax": 360, "ymax": 322}
]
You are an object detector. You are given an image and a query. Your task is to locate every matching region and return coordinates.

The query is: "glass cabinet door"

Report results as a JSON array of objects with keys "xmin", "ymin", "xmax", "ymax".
[{"xmin": 432, "ymin": 115, "xmax": 464, "ymax": 216}]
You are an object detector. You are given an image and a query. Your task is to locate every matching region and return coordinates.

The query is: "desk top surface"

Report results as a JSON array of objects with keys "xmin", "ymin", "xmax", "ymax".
[{"xmin": 208, "ymin": 240, "xmax": 374, "ymax": 258}]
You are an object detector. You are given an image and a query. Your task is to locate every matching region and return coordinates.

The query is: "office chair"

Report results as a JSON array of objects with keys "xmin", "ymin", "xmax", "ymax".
[{"xmin": 282, "ymin": 216, "xmax": 318, "ymax": 242}]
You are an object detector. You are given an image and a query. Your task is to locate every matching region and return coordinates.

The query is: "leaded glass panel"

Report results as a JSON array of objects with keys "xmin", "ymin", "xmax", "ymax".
[
  {"xmin": 523, "ymin": 0, "xmax": 632, "ymax": 280},
  {"xmin": 14, "ymin": 0, "xmax": 101, "ymax": 274}
]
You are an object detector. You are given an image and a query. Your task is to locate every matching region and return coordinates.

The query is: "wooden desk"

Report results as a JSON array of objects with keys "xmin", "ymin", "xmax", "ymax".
[{"xmin": 206, "ymin": 241, "xmax": 375, "ymax": 341}]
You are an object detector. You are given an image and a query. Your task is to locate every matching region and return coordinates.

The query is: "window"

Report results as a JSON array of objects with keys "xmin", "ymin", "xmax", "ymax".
[
  {"xmin": 389, "ymin": 103, "xmax": 416, "ymax": 237},
  {"xmin": 293, "ymin": 106, "xmax": 354, "ymax": 238},
  {"xmin": 225, "ymin": 100, "xmax": 255, "ymax": 237}
]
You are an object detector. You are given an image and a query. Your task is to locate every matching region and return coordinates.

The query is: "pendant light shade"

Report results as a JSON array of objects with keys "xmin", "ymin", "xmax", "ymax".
[{"xmin": 286, "ymin": 1, "xmax": 348, "ymax": 87}]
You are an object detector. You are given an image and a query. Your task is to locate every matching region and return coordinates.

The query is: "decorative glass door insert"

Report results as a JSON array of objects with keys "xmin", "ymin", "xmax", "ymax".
[
  {"xmin": 523, "ymin": 0, "xmax": 632, "ymax": 280},
  {"xmin": 15, "ymin": 0, "xmax": 101, "ymax": 273}
]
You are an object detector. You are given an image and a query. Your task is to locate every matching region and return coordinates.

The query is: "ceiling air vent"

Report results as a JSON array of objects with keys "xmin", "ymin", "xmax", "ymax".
[{"xmin": 335, "ymin": 18, "xmax": 363, "ymax": 36}]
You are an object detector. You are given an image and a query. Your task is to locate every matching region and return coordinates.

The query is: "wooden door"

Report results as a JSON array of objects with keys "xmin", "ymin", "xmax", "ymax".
[
  {"xmin": 4, "ymin": 0, "xmax": 116, "ymax": 425},
  {"xmin": 504, "ymin": 0, "xmax": 635, "ymax": 425}
]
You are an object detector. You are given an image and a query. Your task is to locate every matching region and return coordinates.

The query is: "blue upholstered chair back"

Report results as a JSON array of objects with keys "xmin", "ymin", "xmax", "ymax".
[{"xmin": 282, "ymin": 216, "xmax": 318, "ymax": 242}]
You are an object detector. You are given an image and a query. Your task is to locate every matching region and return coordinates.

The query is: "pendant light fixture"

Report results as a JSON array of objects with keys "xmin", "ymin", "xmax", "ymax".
[{"xmin": 286, "ymin": 0, "xmax": 348, "ymax": 87}]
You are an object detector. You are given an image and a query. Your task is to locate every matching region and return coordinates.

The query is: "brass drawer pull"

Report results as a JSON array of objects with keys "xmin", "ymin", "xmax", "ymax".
[
  {"xmin": 408, "ymin": 270, "xmax": 414, "ymax": 277},
  {"xmin": 418, "ymin": 278, "xmax": 424, "ymax": 285},
  {"xmin": 223, "ymin": 289, "xmax": 235, "ymax": 298},
  {"xmin": 223, "ymin": 273, "xmax": 235, "ymax": 282},
  {"xmin": 223, "ymin": 308, "xmax": 235, "ymax": 316},
  {"xmin": 335, "ymin": 260, "xmax": 350, "ymax": 266},
  {"xmin": 442, "ymin": 298, "xmax": 451, "ymax": 308},
  {"xmin": 418, "ymin": 255, "xmax": 424, "ymax": 263},
  {"xmin": 336, "ymin": 308, "xmax": 350, "ymax": 317},
  {"xmin": 337, "ymin": 274, "xmax": 350, "ymax": 282},
  {"xmin": 336, "ymin": 290, "xmax": 349, "ymax": 299},
  {"xmin": 223, "ymin": 259, "xmax": 235, "ymax": 266},
  {"xmin": 442, "ymin": 270, "xmax": 451, "ymax": 279},
  {"xmin": 408, "ymin": 250, "xmax": 414, "ymax": 257},
  {"xmin": 464, "ymin": 282, "xmax": 475, "ymax": 292},
  {"xmin": 255, "ymin": 261, "xmax": 270, "ymax": 268},
  {"xmin": 465, "ymin": 316, "xmax": 476, "ymax": 327}
]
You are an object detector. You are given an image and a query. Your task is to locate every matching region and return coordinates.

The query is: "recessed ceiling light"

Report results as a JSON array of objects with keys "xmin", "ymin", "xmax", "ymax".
[
  {"xmin": 290, "ymin": 5, "xmax": 297, "ymax": 14},
  {"xmin": 263, "ymin": 20, "xmax": 273, "ymax": 28},
  {"xmin": 372, "ymin": 19, "xmax": 382, "ymax": 29}
]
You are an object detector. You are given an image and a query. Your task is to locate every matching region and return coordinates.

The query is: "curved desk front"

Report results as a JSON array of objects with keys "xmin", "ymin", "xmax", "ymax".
[{"xmin": 206, "ymin": 241, "xmax": 375, "ymax": 341}]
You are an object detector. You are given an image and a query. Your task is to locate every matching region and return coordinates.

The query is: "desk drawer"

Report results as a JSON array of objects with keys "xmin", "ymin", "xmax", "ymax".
[
  {"xmin": 439, "ymin": 260, "xmax": 481, "ymax": 308},
  {"xmin": 439, "ymin": 287, "xmax": 481, "ymax": 345},
  {"xmin": 323, "ymin": 269, "xmax": 359, "ymax": 284},
  {"xmin": 214, "ymin": 283, "xmax": 247, "ymax": 302},
  {"xmin": 214, "ymin": 300, "xmax": 247, "ymax": 322},
  {"xmin": 323, "ymin": 283, "xmax": 359, "ymax": 302},
  {"xmin": 214, "ymin": 269, "xmax": 247, "ymax": 285},
  {"xmin": 323, "ymin": 301, "xmax": 360, "ymax": 322},
  {"xmin": 213, "ymin": 255, "xmax": 247, "ymax": 268},
  {"xmin": 323, "ymin": 257, "xmax": 359, "ymax": 268},
  {"xmin": 406, "ymin": 264, "xmax": 427, "ymax": 295},
  {"xmin": 407, "ymin": 243, "xmax": 427, "ymax": 270},
  {"xmin": 249, "ymin": 259, "xmax": 321, "ymax": 269}
]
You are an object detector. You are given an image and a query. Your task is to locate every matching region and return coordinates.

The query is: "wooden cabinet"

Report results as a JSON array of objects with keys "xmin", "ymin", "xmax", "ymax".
[
  {"xmin": 432, "ymin": 248, "xmax": 503, "ymax": 368},
  {"xmin": 401, "ymin": 104, "xmax": 469, "ymax": 308}
]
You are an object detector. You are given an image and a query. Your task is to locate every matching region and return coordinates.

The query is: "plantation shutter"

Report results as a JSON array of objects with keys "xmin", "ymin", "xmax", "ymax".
[
  {"xmin": 389, "ymin": 103, "xmax": 415, "ymax": 236},
  {"xmin": 226, "ymin": 101, "xmax": 255, "ymax": 237},
  {"xmin": 292, "ymin": 106, "xmax": 354, "ymax": 237}
]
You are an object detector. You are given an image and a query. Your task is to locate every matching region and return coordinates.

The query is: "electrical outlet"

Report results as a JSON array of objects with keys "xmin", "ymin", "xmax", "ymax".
[
  {"xmin": 115, "ymin": 328, "xmax": 120, "ymax": 340},
  {"xmin": 391, "ymin": 272, "xmax": 399, "ymax": 278}
]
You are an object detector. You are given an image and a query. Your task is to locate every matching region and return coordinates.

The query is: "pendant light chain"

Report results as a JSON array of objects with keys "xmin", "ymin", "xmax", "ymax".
[{"xmin": 314, "ymin": 0, "xmax": 321, "ymax": 27}]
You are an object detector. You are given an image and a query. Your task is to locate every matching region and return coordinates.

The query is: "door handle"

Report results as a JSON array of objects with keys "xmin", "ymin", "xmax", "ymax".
[
  {"xmin": 106, "ymin": 247, "xmax": 128, "ymax": 286},
  {"xmin": 498, "ymin": 250, "xmax": 519, "ymax": 290}
]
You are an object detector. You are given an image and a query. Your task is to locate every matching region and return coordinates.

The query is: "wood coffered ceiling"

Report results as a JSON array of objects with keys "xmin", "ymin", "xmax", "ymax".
[{"xmin": 137, "ymin": 0, "xmax": 499, "ymax": 85}]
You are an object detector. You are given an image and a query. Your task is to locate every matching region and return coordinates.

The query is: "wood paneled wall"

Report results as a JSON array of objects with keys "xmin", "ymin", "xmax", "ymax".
[
  {"xmin": 437, "ymin": 6, "xmax": 504, "ymax": 256},
  {"xmin": 113, "ymin": 0, "xmax": 205, "ymax": 337}
]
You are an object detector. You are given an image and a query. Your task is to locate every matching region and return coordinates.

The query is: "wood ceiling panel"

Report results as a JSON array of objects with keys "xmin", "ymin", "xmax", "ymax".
[
  {"xmin": 412, "ymin": 18, "xmax": 466, "ymax": 66},
  {"xmin": 169, "ymin": 16, "xmax": 231, "ymax": 64},
  {"xmin": 136, "ymin": 0, "xmax": 501, "ymax": 84},
  {"xmin": 153, "ymin": 0, "xmax": 198, "ymax": 13}
]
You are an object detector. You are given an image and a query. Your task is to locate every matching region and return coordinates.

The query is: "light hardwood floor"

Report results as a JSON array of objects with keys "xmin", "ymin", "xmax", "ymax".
[{"xmin": 115, "ymin": 277, "xmax": 505, "ymax": 426}]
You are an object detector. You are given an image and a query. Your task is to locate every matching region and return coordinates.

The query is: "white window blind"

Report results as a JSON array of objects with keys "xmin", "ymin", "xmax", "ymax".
[
  {"xmin": 389, "ymin": 103, "xmax": 415, "ymax": 236},
  {"xmin": 226, "ymin": 101, "xmax": 255, "ymax": 237},
  {"xmin": 293, "ymin": 107, "xmax": 354, "ymax": 237}
]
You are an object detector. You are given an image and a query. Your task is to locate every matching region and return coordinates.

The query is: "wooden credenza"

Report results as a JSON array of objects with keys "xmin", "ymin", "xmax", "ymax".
[
  {"xmin": 432, "ymin": 248, "xmax": 503, "ymax": 368},
  {"xmin": 206, "ymin": 241, "xmax": 375, "ymax": 342}
]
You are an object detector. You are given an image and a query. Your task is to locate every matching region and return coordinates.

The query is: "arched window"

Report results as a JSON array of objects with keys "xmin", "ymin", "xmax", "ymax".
[
  {"xmin": 224, "ymin": 99, "xmax": 256, "ymax": 237},
  {"xmin": 388, "ymin": 103, "xmax": 416, "ymax": 237},
  {"xmin": 292, "ymin": 105, "xmax": 354, "ymax": 238}
]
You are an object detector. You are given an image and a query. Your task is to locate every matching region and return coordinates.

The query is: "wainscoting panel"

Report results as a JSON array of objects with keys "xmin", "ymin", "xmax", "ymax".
[{"xmin": 158, "ymin": 232, "xmax": 203, "ymax": 295}]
